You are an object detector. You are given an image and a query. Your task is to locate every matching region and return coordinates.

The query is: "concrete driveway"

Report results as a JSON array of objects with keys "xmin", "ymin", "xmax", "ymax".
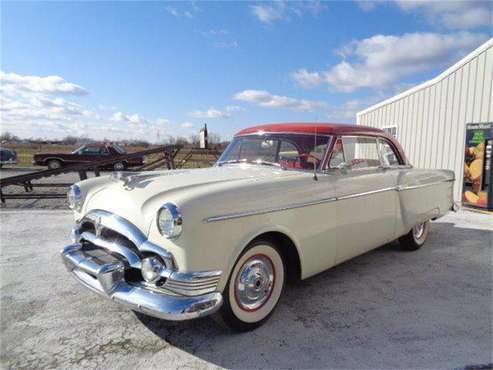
[{"xmin": 1, "ymin": 209, "xmax": 492, "ymax": 369}]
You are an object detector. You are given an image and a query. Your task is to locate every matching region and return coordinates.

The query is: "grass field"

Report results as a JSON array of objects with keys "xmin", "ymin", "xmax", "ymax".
[{"xmin": 1, "ymin": 143, "xmax": 222, "ymax": 169}]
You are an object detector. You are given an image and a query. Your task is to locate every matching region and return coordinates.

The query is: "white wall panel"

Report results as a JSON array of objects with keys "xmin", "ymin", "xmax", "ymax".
[{"xmin": 357, "ymin": 40, "xmax": 493, "ymax": 202}]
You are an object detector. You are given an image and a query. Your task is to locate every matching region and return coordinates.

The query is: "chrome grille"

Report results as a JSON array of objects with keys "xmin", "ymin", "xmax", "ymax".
[{"xmin": 73, "ymin": 210, "xmax": 221, "ymax": 297}]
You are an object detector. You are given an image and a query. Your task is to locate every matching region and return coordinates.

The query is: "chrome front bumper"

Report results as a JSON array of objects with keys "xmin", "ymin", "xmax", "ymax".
[{"xmin": 61, "ymin": 243, "xmax": 223, "ymax": 321}]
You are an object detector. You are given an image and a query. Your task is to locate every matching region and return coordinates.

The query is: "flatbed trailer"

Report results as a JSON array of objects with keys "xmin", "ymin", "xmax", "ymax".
[{"xmin": 0, "ymin": 145, "xmax": 181, "ymax": 203}]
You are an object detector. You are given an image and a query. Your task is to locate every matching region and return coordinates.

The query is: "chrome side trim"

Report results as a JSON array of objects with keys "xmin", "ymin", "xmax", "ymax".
[
  {"xmin": 204, "ymin": 179, "xmax": 454, "ymax": 223},
  {"xmin": 397, "ymin": 178, "xmax": 454, "ymax": 191},
  {"xmin": 205, "ymin": 196, "xmax": 338, "ymax": 222},
  {"xmin": 336, "ymin": 187, "xmax": 395, "ymax": 201},
  {"xmin": 164, "ymin": 270, "xmax": 222, "ymax": 297}
]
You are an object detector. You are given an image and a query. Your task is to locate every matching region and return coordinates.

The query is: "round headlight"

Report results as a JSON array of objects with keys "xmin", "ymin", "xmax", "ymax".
[
  {"xmin": 67, "ymin": 184, "xmax": 82, "ymax": 210},
  {"xmin": 157, "ymin": 202, "xmax": 183, "ymax": 238},
  {"xmin": 141, "ymin": 256, "xmax": 164, "ymax": 283}
]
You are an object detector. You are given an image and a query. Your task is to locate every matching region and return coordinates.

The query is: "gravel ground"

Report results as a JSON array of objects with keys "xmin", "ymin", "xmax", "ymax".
[{"xmin": 0, "ymin": 209, "xmax": 492, "ymax": 369}]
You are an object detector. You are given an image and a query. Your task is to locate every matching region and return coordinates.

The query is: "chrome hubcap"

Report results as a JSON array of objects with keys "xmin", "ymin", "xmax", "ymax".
[
  {"xmin": 413, "ymin": 223, "xmax": 425, "ymax": 239},
  {"xmin": 235, "ymin": 255, "xmax": 275, "ymax": 311}
]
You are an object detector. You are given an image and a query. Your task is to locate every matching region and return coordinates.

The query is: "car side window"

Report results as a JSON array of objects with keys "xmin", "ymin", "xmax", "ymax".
[
  {"xmin": 341, "ymin": 136, "xmax": 380, "ymax": 169},
  {"xmin": 329, "ymin": 138, "xmax": 345, "ymax": 168},
  {"xmin": 378, "ymin": 139, "xmax": 400, "ymax": 166},
  {"xmin": 80, "ymin": 147, "xmax": 101, "ymax": 155}
]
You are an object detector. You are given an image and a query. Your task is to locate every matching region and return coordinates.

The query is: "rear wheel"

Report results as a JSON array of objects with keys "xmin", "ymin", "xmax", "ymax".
[
  {"xmin": 221, "ymin": 240, "xmax": 285, "ymax": 331},
  {"xmin": 47, "ymin": 159, "xmax": 62, "ymax": 169},
  {"xmin": 398, "ymin": 221, "xmax": 430, "ymax": 251}
]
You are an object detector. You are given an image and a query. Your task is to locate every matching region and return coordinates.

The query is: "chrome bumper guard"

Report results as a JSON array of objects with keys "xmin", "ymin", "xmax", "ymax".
[{"xmin": 62, "ymin": 243, "xmax": 223, "ymax": 320}]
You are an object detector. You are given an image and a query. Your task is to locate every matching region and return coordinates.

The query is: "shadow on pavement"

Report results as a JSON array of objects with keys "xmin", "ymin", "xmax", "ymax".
[{"xmin": 133, "ymin": 221, "xmax": 493, "ymax": 369}]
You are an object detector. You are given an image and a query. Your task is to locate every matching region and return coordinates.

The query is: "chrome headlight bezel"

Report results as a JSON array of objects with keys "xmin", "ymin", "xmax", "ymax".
[
  {"xmin": 67, "ymin": 184, "xmax": 82, "ymax": 211},
  {"xmin": 156, "ymin": 202, "xmax": 183, "ymax": 238}
]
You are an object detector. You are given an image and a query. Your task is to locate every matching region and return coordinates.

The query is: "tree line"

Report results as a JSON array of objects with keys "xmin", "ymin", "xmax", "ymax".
[{"xmin": 0, "ymin": 131, "xmax": 228, "ymax": 148}]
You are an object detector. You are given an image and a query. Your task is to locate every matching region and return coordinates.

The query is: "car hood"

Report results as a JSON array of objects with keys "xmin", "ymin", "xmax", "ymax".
[{"xmin": 82, "ymin": 165, "xmax": 306, "ymax": 232}]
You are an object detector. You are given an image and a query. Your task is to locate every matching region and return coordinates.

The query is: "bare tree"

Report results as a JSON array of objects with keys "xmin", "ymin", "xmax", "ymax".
[
  {"xmin": 60, "ymin": 136, "xmax": 79, "ymax": 145},
  {"xmin": 0, "ymin": 132, "xmax": 20, "ymax": 143},
  {"xmin": 189, "ymin": 134, "xmax": 200, "ymax": 145},
  {"xmin": 208, "ymin": 132, "xmax": 221, "ymax": 145}
]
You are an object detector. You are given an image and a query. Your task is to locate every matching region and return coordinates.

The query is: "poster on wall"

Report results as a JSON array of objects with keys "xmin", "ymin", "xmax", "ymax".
[{"xmin": 463, "ymin": 122, "xmax": 492, "ymax": 210}]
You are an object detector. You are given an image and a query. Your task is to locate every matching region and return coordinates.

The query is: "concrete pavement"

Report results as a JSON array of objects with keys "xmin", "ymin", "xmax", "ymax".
[{"xmin": 0, "ymin": 209, "xmax": 492, "ymax": 369}]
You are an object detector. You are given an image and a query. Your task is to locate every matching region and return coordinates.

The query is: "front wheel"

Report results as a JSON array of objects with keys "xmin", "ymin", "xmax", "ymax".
[
  {"xmin": 398, "ymin": 221, "xmax": 430, "ymax": 251},
  {"xmin": 221, "ymin": 240, "xmax": 285, "ymax": 331}
]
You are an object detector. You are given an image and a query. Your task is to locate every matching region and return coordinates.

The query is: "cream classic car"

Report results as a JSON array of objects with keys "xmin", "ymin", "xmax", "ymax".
[{"xmin": 62, "ymin": 123, "xmax": 455, "ymax": 331}]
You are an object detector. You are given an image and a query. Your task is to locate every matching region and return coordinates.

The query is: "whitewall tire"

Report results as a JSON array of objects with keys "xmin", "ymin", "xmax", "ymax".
[
  {"xmin": 221, "ymin": 240, "xmax": 285, "ymax": 331},
  {"xmin": 398, "ymin": 221, "xmax": 430, "ymax": 251}
]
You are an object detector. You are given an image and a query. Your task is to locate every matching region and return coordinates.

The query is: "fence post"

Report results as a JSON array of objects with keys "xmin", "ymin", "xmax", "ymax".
[{"xmin": 78, "ymin": 171, "xmax": 87, "ymax": 180}]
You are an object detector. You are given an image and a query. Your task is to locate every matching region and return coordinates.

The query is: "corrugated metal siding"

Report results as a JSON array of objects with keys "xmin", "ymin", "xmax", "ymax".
[{"xmin": 357, "ymin": 41, "xmax": 493, "ymax": 202}]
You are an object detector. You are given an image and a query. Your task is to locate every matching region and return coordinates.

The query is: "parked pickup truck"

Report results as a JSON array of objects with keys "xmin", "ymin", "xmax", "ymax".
[{"xmin": 33, "ymin": 143, "xmax": 145, "ymax": 170}]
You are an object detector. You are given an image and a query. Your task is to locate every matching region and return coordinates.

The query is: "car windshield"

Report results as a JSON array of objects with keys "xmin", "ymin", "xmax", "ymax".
[
  {"xmin": 72, "ymin": 145, "xmax": 85, "ymax": 154},
  {"xmin": 113, "ymin": 144, "xmax": 127, "ymax": 154},
  {"xmin": 217, "ymin": 133, "xmax": 331, "ymax": 171}
]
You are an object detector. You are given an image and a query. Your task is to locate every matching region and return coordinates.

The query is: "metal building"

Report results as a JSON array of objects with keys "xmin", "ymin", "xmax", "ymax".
[{"xmin": 357, "ymin": 38, "xmax": 493, "ymax": 204}]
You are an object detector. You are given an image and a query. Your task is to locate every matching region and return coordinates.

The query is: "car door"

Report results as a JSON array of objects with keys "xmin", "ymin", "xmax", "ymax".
[{"xmin": 328, "ymin": 136, "xmax": 398, "ymax": 264}]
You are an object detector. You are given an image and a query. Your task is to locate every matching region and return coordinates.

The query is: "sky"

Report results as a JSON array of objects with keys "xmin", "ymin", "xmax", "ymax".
[{"xmin": 1, "ymin": 1, "xmax": 492, "ymax": 142}]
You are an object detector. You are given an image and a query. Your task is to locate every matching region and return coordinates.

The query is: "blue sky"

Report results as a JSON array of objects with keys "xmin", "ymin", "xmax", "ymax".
[{"xmin": 1, "ymin": 1, "xmax": 492, "ymax": 142}]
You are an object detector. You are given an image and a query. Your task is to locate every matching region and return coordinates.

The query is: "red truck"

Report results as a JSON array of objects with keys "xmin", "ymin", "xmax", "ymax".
[{"xmin": 33, "ymin": 143, "xmax": 145, "ymax": 170}]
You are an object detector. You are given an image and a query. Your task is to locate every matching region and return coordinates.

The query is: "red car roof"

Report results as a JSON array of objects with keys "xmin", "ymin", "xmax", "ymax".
[
  {"xmin": 234, "ymin": 123, "xmax": 408, "ymax": 164},
  {"xmin": 235, "ymin": 123, "xmax": 384, "ymax": 136}
]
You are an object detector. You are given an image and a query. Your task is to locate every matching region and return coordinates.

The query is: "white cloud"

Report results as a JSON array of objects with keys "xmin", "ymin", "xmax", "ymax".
[
  {"xmin": 234, "ymin": 89, "xmax": 328, "ymax": 112},
  {"xmin": 251, "ymin": 1, "xmax": 327, "ymax": 24},
  {"xmin": 181, "ymin": 122, "xmax": 194, "ymax": 128},
  {"xmin": 165, "ymin": 3, "xmax": 200, "ymax": 19},
  {"xmin": 251, "ymin": 3, "xmax": 286, "ymax": 23},
  {"xmin": 188, "ymin": 105, "xmax": 242, "ymax": 119},
  {"xmin": 0, "ymin": 71, "xmax": 87, "ymax": 96},
  {"xmin": 110, "ymin": 111, "xmax": 148, "ymax": 125},
  {"xmin": 0, "ymin": 70, "xmax": 175, "ymax": 142},
  {"xmin": 292, "ymin": 32, "xmax": 488, "ymax": 93},
  {"xmin": 394, "ymin": 0, "xmax": 492, "ymax": 29},
  {"xmin": 363, "ymin": 1, "xmax": 492, "ymax": 30},
  {"xmin": 291, "ymin": 69, "xmax": 324, "ymax": 89}
]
